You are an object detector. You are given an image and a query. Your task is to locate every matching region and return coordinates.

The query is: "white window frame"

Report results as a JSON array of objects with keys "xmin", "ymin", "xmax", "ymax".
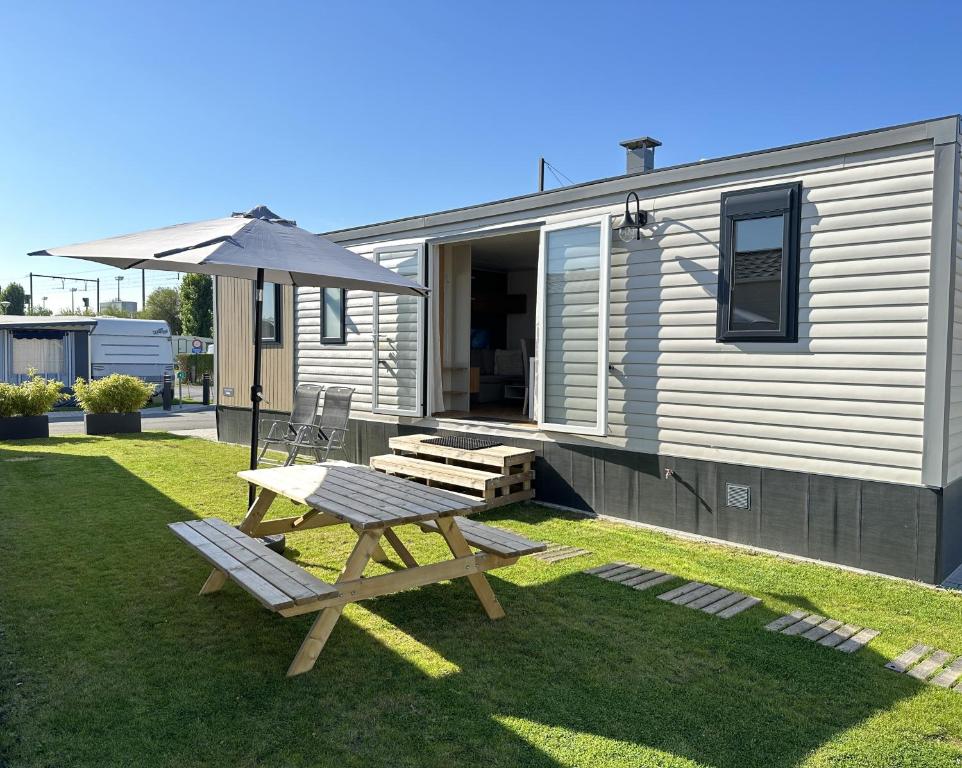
[
  {"xmin": 536, "ymin": 214, "xmax": 610, "ymax": 436},
  {"xmin": 371, "ymin": 243, "xmax": 427, "ymax": 417}
]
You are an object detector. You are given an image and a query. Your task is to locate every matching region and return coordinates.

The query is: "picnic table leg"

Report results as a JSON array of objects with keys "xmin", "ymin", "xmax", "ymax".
[
  {"xmin": 435, "ymin": 517, "xmax": 505, "ymax": 620},
  {"xmin": 287, "ymin": 527, "xmax": 384, "ymax": 677},
  {"xmin": 383, "ymin": 528, "xmax": 419, "ymax": 568},
  {"xmin": 352, "ymin": 525, "xmax": 390, "ymax": 563},
  {"xmin": 199, "ymin": 489, "xmax": 278, "ymax": 595}
]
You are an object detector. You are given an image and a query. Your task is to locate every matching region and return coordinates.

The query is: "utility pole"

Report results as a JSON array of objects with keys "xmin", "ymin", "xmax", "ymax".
[
  {"xmin": 115, "ymin": 275, "xmax": 124, "ymax": 301},
  {"xmin": 69, "ymin": 287, "xmax": 78, "ymax": 313},
  {"xmin": 28, "ymin": 274, "xmax": 103, "ymax": 315},
  {"xmin": 142, "ymin": 270, "xmax": 146, "ymax": 311},
  {"xmin": 538, "ymin": 157, "xmax": 545, "ymax": 192}
]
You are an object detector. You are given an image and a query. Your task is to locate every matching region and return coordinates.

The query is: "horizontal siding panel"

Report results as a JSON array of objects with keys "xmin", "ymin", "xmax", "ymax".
[{"xmin": 291, "ymin": 141, "xmax": 935, "ymax": 485}]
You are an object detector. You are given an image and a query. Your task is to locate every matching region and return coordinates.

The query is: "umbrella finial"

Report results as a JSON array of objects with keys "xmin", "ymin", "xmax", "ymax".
[{"xmin": 233, "ymin": 205, "xmax": 296, "ymax": 226}]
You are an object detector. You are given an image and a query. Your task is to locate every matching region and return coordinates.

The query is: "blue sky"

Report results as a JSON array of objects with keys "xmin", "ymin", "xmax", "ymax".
[{"xmin": 1, "ymin": 0, "xmax": 960, "ymax": 311}]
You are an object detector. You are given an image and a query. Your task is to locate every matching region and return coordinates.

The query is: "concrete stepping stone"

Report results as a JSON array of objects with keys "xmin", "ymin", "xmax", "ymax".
[
  {"xmin": 531, "ymin": 542, "xmax": 592, "ymax": 563},
  {"xmin": 657, "ymin": 580, "xmax": 760, "ymax": 618},
  {"xmin": 583, "ymin": 562, "xmax": 676, "ymax": 592},
  {"xmin": 767, "ymin": 611, "xmax": 879, "ymax": 653},
  {"xmin": 887, "ymin": 644, "xmax": 962, "ymax": 690}
]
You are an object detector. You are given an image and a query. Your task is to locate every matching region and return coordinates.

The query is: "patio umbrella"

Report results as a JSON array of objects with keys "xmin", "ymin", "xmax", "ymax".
[{"xmin": 30, "ymin": 205, "xmax": 428, "ymax": 504}]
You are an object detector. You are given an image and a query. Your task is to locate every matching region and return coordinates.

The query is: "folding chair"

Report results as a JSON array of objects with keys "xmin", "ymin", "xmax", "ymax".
[
  {"xmin": 283, "ymin": 386, "xmax": 354, "ymax": 465},
  {"xmin": 256, "ymin": 383, "xmax": 324, "ymax": 467}
]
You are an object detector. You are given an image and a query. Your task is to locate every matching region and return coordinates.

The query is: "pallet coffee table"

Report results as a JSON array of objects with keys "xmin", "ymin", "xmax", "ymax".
[{"xmin": 169, "ymin": 461, "xmax": 544, "ymax": 676}]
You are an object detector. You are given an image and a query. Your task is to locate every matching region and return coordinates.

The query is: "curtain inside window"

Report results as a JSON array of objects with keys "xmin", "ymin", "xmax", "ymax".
[{"xmin": 12, "ymin": 337, "xmax": 64, "ymax": 376}]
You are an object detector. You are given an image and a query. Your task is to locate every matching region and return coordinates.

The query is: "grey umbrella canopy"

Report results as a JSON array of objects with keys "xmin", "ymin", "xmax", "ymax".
[
  {"xmin": 30, "ymin": 205, "xmax": 427, "ymax": 296},
  {"xmin": 31, "ymin": 206, "xmax": 428, "ymax": 505}
]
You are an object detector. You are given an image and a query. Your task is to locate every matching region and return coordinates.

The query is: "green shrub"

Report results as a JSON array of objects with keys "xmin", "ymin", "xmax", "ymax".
[
  {"xmin": 73, "ymin": 374, "xmax": 155, "ymax": 414},
  {"xmin": 0, "ymin": 372, "xmax": 67, "ymax": 418},
  {"xmin": 0, "ymin": 383, "xmax": 20, "ymax": 418}
]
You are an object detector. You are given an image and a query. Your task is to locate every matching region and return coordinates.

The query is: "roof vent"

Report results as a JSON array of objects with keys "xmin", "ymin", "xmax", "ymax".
[{"xmin": 620, "ymin": 136, "xmax": 661, "ymax": 174}]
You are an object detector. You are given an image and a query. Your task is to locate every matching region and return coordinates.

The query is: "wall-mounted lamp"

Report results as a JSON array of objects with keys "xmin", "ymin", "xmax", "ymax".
[{"xmin": 617, "ymin": 191, "xmax": 649, "ymax": 242}]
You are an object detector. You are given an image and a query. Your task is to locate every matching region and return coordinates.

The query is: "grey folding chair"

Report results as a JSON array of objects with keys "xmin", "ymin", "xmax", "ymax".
[
  {"xmin": 283, "ymin": 386, "xmax": 354, "ymax": 465},
  {"xmin": 256, "ymin": 383, "xmax": 324, "ymax": 467}
]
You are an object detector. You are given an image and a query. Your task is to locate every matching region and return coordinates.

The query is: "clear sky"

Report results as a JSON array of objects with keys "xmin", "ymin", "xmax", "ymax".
[{"xmin": 1, "ymin": 0, "xmax": 960, "ymax": 311}]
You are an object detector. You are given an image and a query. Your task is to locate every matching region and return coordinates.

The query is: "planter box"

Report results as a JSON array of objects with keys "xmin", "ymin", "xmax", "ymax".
[
  {"xmin": 0, "ymin": 415, "xmax": 49, "ymax": 440},
  {"xmin": 84, "ymin": 412, "xmax": 142, "ymax": 436}
]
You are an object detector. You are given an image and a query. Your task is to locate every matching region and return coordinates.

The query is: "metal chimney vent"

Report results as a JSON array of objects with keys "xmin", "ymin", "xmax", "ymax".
[
  {"xmin": 620, "ymin": 136, "xmax": 662, "ymax": 174},
  {"xmin": 726, "ymin": 483, "xmax": 751, "ymax": 510}
]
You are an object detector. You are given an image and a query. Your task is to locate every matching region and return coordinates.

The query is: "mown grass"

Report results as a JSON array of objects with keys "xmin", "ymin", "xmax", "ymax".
[{"xmin": 2, "ymin": 434, "xmax": 962, "ymax": 767}]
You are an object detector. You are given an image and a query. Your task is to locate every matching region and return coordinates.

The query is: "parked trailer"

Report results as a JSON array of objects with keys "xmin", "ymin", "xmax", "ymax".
[
  {"xmin": 89, "ymin": 318, "xmax": 174, "ymax": 385},
  {"xmin": 0, "ymin": 316, "xmax": 173, "ymax": 388}
]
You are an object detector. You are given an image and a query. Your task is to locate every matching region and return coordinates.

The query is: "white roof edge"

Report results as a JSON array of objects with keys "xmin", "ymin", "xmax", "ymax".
[{"xmin": 324, "ymin": 115, "xmax": 961, "ymax": 244}]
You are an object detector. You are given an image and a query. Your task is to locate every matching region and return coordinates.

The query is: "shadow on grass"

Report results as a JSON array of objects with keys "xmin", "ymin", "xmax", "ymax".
[{"xmin": 0, "ymin": 442, "xmax": 931, "ymax": 768}]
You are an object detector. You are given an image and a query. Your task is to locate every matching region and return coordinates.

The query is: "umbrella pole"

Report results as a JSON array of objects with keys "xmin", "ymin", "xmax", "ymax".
[{"xmin": 248, "ymin": 267, "xmax": 265, "ymax": 507}]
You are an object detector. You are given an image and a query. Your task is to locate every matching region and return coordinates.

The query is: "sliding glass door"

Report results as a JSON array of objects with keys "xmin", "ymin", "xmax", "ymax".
[
  {"xmin": 371, "ymin": 244, "xmax": 426, "ymax": 416},
  {"xmin": 537, "ymin": 217, "xmax": 610, "ymax": 435}
]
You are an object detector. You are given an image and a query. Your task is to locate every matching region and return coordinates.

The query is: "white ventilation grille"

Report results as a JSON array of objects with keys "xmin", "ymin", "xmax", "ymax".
[{"xmin": 726, "ymin": 483, "xmax": 751, "ymax": 510}]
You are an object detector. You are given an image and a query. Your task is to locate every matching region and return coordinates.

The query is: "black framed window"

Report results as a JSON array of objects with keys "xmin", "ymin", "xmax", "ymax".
[
  {"xmin": 321, "ymin": 287, "xmax": 346, "ymax": 343},
  {"xmin": 255, "ymin": 282, "xmax": 282, "ymax": 344},
  {"xmin": 717, "ymin": 182, "xmax": 802, "ymax": 343}
]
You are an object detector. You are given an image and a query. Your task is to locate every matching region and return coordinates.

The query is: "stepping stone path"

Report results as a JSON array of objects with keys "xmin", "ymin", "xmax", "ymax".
[
  {"xmin": 765, "ymin": 610, "xmax": 879, "ymax": 653},
  {"xmin": 657, "ymin": 581, "xmax": 761, "ymax": 618},
  {"xmin": 531, "ymin": 542, "xmax": 592, "ymax": 563},
  {"xmin": 584, "ymin": 562, "xmax": 676, "ymax": 591},
  {"xmin": 885, "ymin": 644, "xmax": 962, "ymax": 690}
]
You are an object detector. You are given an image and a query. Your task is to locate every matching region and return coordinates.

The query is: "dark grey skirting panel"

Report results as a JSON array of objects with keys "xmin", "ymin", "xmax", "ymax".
[{"xmin": 216, "ymin": 407, "xmax": 953, "ymax": 584}]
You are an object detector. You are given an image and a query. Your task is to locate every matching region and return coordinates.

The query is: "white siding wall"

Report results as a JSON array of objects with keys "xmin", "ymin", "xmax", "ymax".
[
  {"xmin": 298, "ymin": 140, "xmax": 936, "ymax": 485},
  {"xmin": 603, "ymin": 142, "xmax": 932, "ymax": 485},
  {"xmin": 945, "ymin": 151, "xmax": 962, "ymax": 481},
  {"xmin": 298, "ymin": 282, "xmax": 377, "ymax": 412}
]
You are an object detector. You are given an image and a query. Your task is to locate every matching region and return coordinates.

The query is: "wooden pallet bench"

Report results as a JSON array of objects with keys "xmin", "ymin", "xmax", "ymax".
[
  {"xmin": 169, "ymin": 518, "xmax": 339, "ymax": 611},
  {"xmin": 389, "ymin": 433, "xmax": 535, "ymax": 473},
  {"xmin": 382, "ymin": 433, "xmax": 535, "ymax": 510},
  {"xmin": 370, "ymin": 453, "xmax": 534, "ymax": 509},
  {"xmin": 418, "ymin": 515, "xmax": 546, "ymax": 557}
]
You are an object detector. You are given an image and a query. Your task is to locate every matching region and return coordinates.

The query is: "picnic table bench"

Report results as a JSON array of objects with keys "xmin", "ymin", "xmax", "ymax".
[{"xmin": 169, "ymin": 461, "xmax": 545, "ymax": 676}]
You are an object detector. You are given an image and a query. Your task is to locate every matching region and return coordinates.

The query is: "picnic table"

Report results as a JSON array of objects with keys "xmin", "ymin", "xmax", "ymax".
[{"xmin": 169, "ymin": 461, "xmax": 544, "ymax": 676}]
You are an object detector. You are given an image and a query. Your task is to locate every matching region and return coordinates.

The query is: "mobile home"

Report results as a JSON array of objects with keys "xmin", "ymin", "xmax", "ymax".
[
  {"xmin": 0, "ymin": 316, "xmax": 173, "ymax": 387},
  {"xmin": 215, "ymin": 115, "xmax": 962, "ymax": 584}
]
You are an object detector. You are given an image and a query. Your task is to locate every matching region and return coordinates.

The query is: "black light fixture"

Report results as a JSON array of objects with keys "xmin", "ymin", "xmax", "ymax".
[{"xmin": 617, "ymin": 191, "xmax": 649, "ymax": 242}]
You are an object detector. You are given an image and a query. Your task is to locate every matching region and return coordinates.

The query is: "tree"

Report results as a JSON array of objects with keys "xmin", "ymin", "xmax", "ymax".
[
  {"xmin": 57, "ymin": 307, "xmax": 95, "ymax": 316},
  {"xmin": 99, "ymin": 304, "xmax": 136, "ymax": 318},
  {"xmin": 140, "ymin": 287, "xmax": 182, "ymax": 335},
  {"xmin": 179, "ymin": 274, "xmax": 213, "ymax": 337},
  {"xmin": 0, "ymin": 282, "xmax": 26, "ymax": 314}
]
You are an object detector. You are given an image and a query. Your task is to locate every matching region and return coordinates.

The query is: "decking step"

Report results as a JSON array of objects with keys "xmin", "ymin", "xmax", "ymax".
[
  {"xmin": 767, "ymin": 611, "xmax": 879, "ymax": 653},
  {"xmin": 370, "ymin": 451, "xmax": 534, "ymax": 509},
  {"xmin": 584, "ymin": 562, "xmax": 677, "ymax": 591},
  {"xmin": 389, "ymin": 433, "xmax": 535, "ymax": 472},
  {"xmin": 886, "ymin": 644, "xmax": 962, "ymax": 691},
  {"xmin": 657, "ymin": 580, "xmax": 760, "ymax": 619},
  {"xmin": 530, "ymin": 543, "xmax": 592, "ymax": 563}
]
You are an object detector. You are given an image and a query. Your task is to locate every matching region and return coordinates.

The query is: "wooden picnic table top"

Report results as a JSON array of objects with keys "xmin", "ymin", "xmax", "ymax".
[{"xmin": 238, "ymin": 461, "xmax": 486, "ymax": 530}]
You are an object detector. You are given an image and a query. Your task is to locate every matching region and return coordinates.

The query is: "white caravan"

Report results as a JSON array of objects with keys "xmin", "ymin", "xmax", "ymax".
[{"xmin": 89, "ymin": 318, "xmax": 174, "ymax": 385}]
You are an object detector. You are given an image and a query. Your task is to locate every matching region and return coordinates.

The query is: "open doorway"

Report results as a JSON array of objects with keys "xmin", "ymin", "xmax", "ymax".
[{"xmin": 435, "ymin": 229, "xmax": 539, "ymax": 424}]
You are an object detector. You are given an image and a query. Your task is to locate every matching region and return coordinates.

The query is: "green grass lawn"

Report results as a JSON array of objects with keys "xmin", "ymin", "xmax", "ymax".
[{"xmin": 3, "ymin": 435, "xmax": 962, "ymax": 767}]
